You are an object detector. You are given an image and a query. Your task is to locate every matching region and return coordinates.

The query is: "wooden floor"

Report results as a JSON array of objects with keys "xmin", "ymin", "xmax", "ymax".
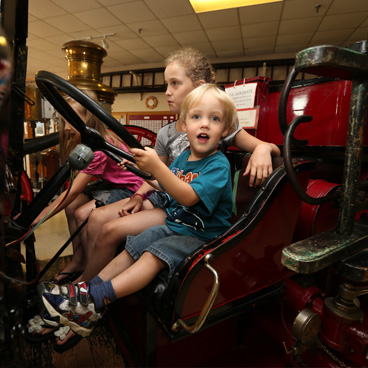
[
  {"xmin": 18, "ymin": 256, "xmax": 126, "ymax": 368},
  {"xmin": 21, "ymin": 323, "xmax": 126, "ymax": 368}
]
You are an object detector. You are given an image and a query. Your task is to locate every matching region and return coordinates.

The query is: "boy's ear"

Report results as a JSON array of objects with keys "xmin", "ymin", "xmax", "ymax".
[
  {"xmin": 182, "ymin": 119, "xmax": 187, "ymax": 131},
  {"xmin": 221, "ymin": 127, "xmax": 229, "ymax": 138}
]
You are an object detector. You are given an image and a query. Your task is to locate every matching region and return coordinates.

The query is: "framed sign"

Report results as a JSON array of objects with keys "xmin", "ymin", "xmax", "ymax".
[
  {"xmin": 225, "ymin": 78, "xmax": 269, "ymax": 129},
  {"xmin": 237, "ymin": 107, "xmax": 259, "ymax": 129}
]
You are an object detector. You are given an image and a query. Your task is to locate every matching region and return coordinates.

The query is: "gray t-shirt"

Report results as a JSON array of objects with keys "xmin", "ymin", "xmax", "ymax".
[{"xmin": 155, "ymin": 121, "xmax": 241, "ymax": 165}]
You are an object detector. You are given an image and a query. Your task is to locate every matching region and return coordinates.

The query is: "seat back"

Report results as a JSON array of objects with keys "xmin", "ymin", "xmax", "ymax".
[{"xmin": 231, "ymin": 155, "xmax": 284, "ymax": 223}]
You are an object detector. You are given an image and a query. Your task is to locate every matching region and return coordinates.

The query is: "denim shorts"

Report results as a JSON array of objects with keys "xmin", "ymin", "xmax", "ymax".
[
  {"xmin": 125, "ymin": 224, "xmax": 205, "ymax": 285},
  {"xmin": 147, "ymin": 190, "xmax": 167, "ymax": 209},
  {"xmin": 83, "ymin": 180, "xmax": 134, "ymax": 205}
]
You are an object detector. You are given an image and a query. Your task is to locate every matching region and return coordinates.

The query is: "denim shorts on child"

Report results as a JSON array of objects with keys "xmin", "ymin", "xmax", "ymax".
[
  {"xmin": 147, "ymin": 190, "xmax": 167, "ymax": 209},
  {"xmin": 125, "ymin": 224, "xmax": 205, "ymax": 285},
  {"xmin": 83, "ymin": 180, "xmax": 135, "ymax": 205}
]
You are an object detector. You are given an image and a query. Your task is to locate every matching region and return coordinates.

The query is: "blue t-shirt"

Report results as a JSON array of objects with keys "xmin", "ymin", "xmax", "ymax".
[{"xmin": 164, "ymin": 150, "xmax": 232, "ymax": 241}]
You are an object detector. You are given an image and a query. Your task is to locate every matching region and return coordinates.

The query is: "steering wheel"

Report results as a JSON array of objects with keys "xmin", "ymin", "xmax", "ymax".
[{"xmin": 35, "ymin": 70, "xmax": 152, "ymax": 180}]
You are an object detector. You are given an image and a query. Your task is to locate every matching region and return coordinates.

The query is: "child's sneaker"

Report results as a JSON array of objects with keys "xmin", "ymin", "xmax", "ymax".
[{"xmin": 37, "ymin": 281, "xmax": 101, "ymax": 337}]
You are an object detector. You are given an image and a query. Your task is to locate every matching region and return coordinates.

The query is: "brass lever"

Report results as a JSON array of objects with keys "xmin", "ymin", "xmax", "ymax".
[{"xmin": 172, "ymin": 254, "xmax": 219, "ymax": 334}]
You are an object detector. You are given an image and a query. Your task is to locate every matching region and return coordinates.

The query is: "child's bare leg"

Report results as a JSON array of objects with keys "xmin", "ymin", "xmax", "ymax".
[
  {"xmin": 74, "ymin": 199, "xmax": 98, "ymax": 261},
  {"xmin": 83, "ymin": 198, "xmax": 130, "ymax": 260},
  {"xmin": 55, "ymin": 194, "xmax": 89, "ymax": 282},
  {"xmin": 111, "ymin": 251, "xmax": 167, "ymax": 298},
  {"xmin": 79, "ymin": 208, "xmax": 167, "ymax": 281}
]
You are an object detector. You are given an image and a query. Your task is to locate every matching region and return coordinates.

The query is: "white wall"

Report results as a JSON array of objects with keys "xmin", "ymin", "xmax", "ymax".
[{"xmin": 112, "ymin": 91, "xmax": 168, "ymax": 113}]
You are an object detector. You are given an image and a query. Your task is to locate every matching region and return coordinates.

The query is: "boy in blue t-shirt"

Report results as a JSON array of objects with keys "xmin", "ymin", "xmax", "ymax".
[{"xmin": 38, "ymin": 83, "xmax": 239, "ymax": 338}]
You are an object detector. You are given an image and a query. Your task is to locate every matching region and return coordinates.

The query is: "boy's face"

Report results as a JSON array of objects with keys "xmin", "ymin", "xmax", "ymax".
[
  {"xmin": 183, "ymin": 93, "xmax": 229, "ymax": 160},
  {"xmin": 164, "ymin": 61, "xmax": 196, "ymax": 114}
]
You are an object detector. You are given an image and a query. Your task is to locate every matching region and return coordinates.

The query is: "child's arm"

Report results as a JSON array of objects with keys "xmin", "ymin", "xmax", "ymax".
[
  {"xmin": 233, "ymin": 129, "xmax": 280, "ymax": 187},
  {"xmin": 31, "ymin": 172, "xmax": 94, "ymax": 226},
  {"xmin": 118, "ymin": 180, "xmax": 159, "ymax": 216},
  {"xmin": 131, "ymin": 147, "xmax": 200, "ymax": 207},
  {"xmin": 119, "ymin": 153, "xmax": 169, "ymax": 171}
]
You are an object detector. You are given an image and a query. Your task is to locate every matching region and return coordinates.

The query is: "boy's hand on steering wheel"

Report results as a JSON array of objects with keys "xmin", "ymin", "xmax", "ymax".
[
  {"xmin": 130, "ymin": 147, "xmax": 161, "ymax": 173},
  {"xmin": 118, "ymin": 195, "xmax": 143, "ymax": 216}
]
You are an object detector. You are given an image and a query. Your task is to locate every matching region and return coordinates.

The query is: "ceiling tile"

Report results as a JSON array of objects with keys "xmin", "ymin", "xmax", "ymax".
[
  {"xmin": 115, "ymin": 37, "xmax": 150, "ymax": 51},
  {"xmin": 74, "ymin": 8, "xmax": 121, "ymax": 28},
  {"xmin": 244, "ymin": 36, "xmax": 276, "ymax": 48},
  {"xmin": 328, "ymin": 0, "xmax": 368, "ymax": 14},
  {"xmin": 43, "ymin": 51, "xmax": 67, "ymax": 64},
  {"xmin": 103, "ymin": 59, "xmax": 131, "ymax": 70},
  {"xmin": 282, "ymin": 0, "xmax": 332, "ymax": 19},
  {"xmin": 129, "ymin": 48, "xmax": 164, "ymax": 62},
  {"xmin": 211, "ymin": 38, "xmax": 243, "ymax": 51},
  {"xmin": 27, "ymin": 38, "xmax": 61, "ymax": 52},
  {"xmin": 206, "ymin": 26, "xmax": 242, "ymax": 42},
  {"xmin": 97, "ymin": 0, "xmax": 132, "ymax": 5},
  {"xmin": 161, "ymin": 15, "xmax": 202, "ymax": 33},
  {"xmin": 126, "ymin": 20, "xmax": 169, "ymax": 37},
  {"xmin": 101, "ymin": 40, "xmax": 124, "ymax": 53},
  {"xmin": 172, "ymin": 30, "xmax": 208, "ymax": 44},
  {"xmin": 182, "ymin": 42, "xmax": 216, "ymax": 58},
  {"xmin": 346, "ymin": 27, "xmax": 368, "ymax": 43},
  {"xmin": 45, "ymin": 35, "xmax": 74, "ymax": 46},
  {"xmin": 239, "ymin": 2, "xmax": 283, "ymax": 24},
  {"xmin": 29, "ymin": 0, "xmax": 66, "ymax": 18},
  {"xmin": 154, "ymin": 45, "xmax": 182, "ymax": 57},
  {"xmin": 28, "ymin": 20, "xmax": 64, "ymax": 38},
  {"xmin": 310, "ymin": 29, "xmax": 355, "ymax": 45},
  {"xmin": 107, "ymin": 1, "xmax": 156, "ymax": 23},
  {"xmin": 319, "ymin": 13, "xmax": 368, "ymax": 31},
  {"xmin": 50, "ymin": 0, "xmax": 101, "ymax": 13},
  {"xmin": 216, "ymin": 49, "xmax": 245, "ymax": 58},
  {"xmin": 274, "ymin": 44, "xmax": 304, "ymax": 54},
  {"xmin": 279, "ymin": 17, "xmax": 322, "ymax": 34},
  {"xmin": 68, "ymin": 30, "xmax": 101, "ymax": 40},
  {"xmin": 246, "ymin": 46, "xmax": 274, "ymax": 55},
  {"xmin": 28, "ymin": 48, "xmax": 51, "ymax": 62},
  {"xmin": 198, "ymin": 9, "xmax": 239, "ymax": 28},
  {"xmin": 241, "ymin": 22, "xmax": 279, "ymax": 39},
  {"xmin": 45, "ymin": 14, "xmax": 92, "ymax": 33},
  {"xmin": 142, "ymin": 34, "xmax": 179, "ymax": 48},
  {"xmin": 106, "ymin": 50, "xmax": 144, "ymax": 65},
  {"xmin": 361, "ymin": 17, "xmax": 368, "ymax": 27},
  {"xmin": 276, "ymin": 32, "xmax": 313, "ymax": 46},
  {"xmin": 98, "ymin": 25, "xmax": 138, "ymax": 40},
  {"xmin": 144, "ymin": 0, "xmax": 194, "ymax": 18}
]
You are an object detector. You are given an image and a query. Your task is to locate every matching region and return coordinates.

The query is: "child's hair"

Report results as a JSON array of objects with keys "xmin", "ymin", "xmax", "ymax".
[
  {"xmin": 59, "ymin": 89, "xmax": 121, "ymax": 162},
  {"xmin": 165, "ymin": 47, "xmax": 216, "ymax": 85},
  {"xmin": 180, "ymin": 84, "xmax": 239, "ymax": 136}
]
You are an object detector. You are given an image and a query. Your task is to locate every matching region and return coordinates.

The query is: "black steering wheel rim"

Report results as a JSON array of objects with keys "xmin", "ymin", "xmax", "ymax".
[{"xmin": 35, "ymin": 70, "xmax": 152, "ymax": 179}]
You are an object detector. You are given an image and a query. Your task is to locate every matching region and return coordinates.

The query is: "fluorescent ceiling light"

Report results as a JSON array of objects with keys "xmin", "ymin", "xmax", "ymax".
[{"xmin": 189, "ymin": 0, "xmax": 282, "ymax": 13}]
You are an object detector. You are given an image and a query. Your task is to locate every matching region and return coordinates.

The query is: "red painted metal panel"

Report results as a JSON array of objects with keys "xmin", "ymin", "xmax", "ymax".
[{"xmin": 255, "ymin": 79, "xmax": 368, "ymax": 147}]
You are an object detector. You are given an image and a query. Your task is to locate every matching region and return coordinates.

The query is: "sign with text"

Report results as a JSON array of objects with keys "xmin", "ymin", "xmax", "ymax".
[
  {"xmin": 225, "ymin": 82, "xmax": 257, "ymax": 110},
  {"xmin": 225, "ymin": 81, "xmax": 259, "ymax": 128}
]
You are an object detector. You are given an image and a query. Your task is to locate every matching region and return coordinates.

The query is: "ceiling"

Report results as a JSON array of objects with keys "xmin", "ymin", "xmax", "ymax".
[{"xmin": 27, "ymin": 0, "xmax": 368, "ymax": 81}]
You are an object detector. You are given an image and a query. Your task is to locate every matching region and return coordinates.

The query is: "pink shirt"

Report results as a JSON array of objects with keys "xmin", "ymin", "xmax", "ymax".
[{"xmin": 81, "ymin": 141, "xmax": 143, "ymax": 192}]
